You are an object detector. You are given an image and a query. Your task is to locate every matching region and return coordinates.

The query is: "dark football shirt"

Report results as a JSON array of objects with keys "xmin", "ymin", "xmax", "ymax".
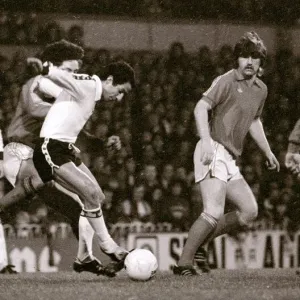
[{"xmin": 202, "ymin": 69, "xmax": 267, "ymax": 157}]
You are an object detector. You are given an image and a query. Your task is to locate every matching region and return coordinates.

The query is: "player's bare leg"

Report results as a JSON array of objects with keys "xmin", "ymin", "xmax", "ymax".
[
  {"xmin": 0, "ymin": 155, "xmax": 107, "ymax": 276},
  {"xmin": 77, "ymin": 163, "xmax": 128, "ymax": 259},
  {"xmin": 53, "ymin": 162, "xmax": 127, "ymax": 276},
  {"xmin": 206, "ymin": 178, "xmax": 257, "ymax": 241}
]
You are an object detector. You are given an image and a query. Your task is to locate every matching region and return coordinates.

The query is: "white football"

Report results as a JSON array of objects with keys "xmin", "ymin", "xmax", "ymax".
[{"xmin": 124, "ymin": 249, "xmax": 158, "ymax": 281}]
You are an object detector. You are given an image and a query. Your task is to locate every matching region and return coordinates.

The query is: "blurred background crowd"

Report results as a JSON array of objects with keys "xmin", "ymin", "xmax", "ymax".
[
  {"xmin": 0, "ymin": 7, "xmax": 300, "ymax": 236},
  {"xmin": 1, "ymin": 1, "xmax": 300, "ymax": 25}
]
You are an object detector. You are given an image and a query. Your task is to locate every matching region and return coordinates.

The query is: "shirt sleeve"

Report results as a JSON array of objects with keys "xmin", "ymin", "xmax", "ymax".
[
  {"xmin": 255, "ymin": 88, "xmax": 268, "ymax": 118},
  {"xmin": 23, "ymin": 76, "xmax": 52, "ymax": 118},
  {"xmin": 202, "ymin": 75, "xmax": 229, "ymax": 109},
  {"xmin": 38, "ymin": 77, "xmax": 63, "ymax": 98},
  {"xmin": 46, "ymin": 69, "xmax": 85, "ymax": 100}
]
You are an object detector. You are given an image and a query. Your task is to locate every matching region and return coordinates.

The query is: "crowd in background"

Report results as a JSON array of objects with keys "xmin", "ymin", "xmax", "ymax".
[
  {"xmin": 2, "ymin": 1, "xmax": 300, "ymax": 25},
  {"xmin": 1, "ymin": 11, "xmax": 300, "ymax": 235}
]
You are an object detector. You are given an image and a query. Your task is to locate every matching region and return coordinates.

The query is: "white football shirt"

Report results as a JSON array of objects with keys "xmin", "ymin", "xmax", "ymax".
[{"xmin": 39, "ymin": 69, "xmax": 102, "ymax": 143}]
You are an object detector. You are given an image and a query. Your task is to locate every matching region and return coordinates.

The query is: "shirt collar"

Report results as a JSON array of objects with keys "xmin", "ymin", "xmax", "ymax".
[{"xmin": 233, "ymin": 69, "xmax": 263, "ymax": 88}]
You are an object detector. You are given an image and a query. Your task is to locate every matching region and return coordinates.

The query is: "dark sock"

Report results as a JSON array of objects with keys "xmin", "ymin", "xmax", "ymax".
[{"xmin": 178, "ymin": 212, "xmax": 218, "ymax": 266}]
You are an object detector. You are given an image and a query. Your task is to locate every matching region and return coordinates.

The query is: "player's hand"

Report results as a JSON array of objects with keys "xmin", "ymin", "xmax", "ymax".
[
  {"xmin": 42, "ymin": 61, "xmax": 54, "ymax": 75},
  {"xmin": 107, "ymin": 135, "xmax": 121, "ymax": 151},
  {"xmin": 285, "ymin": 152, "xmax": 300, "ymax": 174},
  {"xmin": 200, "ymin": 138, "xmax": 214, "ymax": 165},
  {"xmin": 27, "ymin": 57, "xmax": 43, "ymax": 74},
  {"xmin": 0, "ymin": 160, "xmax": 4, "ymax": 179},
  {"xmin": 265, "ymin": 151, "xmax": 280, "ymax": 172}
]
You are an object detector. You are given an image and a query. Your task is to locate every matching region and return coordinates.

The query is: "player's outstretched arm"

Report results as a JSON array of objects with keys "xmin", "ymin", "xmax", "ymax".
[{"xmin": 249, "ymin": 118, "xmax": 280, "ymax": 171}]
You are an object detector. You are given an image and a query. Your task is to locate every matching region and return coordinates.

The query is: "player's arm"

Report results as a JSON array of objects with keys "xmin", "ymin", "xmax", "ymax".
[
  {"xmin": 23, "ymin": 77, "xmax": 53, "ymax": 118},
  {"xmin": 78, "ymin": 130, "xmax": 121, "ymax": 152},
  {"xmin": 78, "ymin": 130, "xmax": 106, "ymax": 150},
  {"xmin": 194, "ymin": 99, "xmax": 211, "ymax": 140},
  {"xmin": 285, "ymin": 119, "xmax": 300, "ymax": 172},
  {"xmin": 194, "ymin": 99, "xmax": 214, "ymax": 165},
  {"xmin": 248, "ymin": 118, "xmax": 280, "ymax": 171},
  {"xmin": 194, "ymin": 75, "xmax": 228, "ymax": 165},
  {"xmin": 46, "ymin": 68, "xmax": 85, "ymax": 100},
  {"xmin": 287, "ymin": 119, "xmax": 300, "ymax": 153}
]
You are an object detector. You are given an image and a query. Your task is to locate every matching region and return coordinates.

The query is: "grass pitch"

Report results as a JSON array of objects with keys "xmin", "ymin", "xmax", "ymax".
[{"xmin": 0, "ymin": 269, "xmax": 299, "ymax": 300}]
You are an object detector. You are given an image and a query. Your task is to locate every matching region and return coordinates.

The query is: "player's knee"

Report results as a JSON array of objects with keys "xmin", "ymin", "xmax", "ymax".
[
  {"xmin": 246, "ymin": 207, "xmax": 258, "ymax": 222},
  {"xmin": 98, "ymin": 189, "xmax": 105, "ymax": 205},
  {"xmin": 82, "ymin": 182, "xmax": 104, "ymax": 207},
  {"xmin": 239, "ymin": 204, "xmax": 258, "ymax": 224}
]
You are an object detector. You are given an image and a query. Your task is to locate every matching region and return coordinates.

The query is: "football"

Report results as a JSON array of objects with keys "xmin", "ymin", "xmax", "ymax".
[{"xmin": 124, "ymin": 249, "xmax": 158, "ymax": 281}]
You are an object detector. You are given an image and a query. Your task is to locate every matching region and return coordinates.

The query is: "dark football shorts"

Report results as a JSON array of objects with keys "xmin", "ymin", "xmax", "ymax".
[{"xmin": 33, "ymin": 138, "xmax": 82, "ymax": 183}]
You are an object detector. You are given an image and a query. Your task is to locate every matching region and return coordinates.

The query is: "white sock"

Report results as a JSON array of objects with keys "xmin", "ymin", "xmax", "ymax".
[
  {"xmin": 85, "ymin": 210, "xmax": 119, "ymax": 253},
  {"xmin": 0, "ymin": 222, "xmax": 8, "ymax": 270},
  {"xmin": 77, "ymin": 216, "xmax": 94, "ymax": 262}
]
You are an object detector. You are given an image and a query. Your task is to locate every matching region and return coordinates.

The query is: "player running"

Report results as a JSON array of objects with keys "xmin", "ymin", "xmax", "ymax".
[{"xmin": 173, "ymin": 31, "xmax": 280, "ymax": 276}]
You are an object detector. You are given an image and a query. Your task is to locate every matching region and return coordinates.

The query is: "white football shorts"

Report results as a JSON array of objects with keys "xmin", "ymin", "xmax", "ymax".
[
  {"xmin": 3, "ymin": 142, "xmax": 33, "ymax": 187},
  {"xmin": 194, "ymin": 139, "xmax": 243, "ymax": 183}
]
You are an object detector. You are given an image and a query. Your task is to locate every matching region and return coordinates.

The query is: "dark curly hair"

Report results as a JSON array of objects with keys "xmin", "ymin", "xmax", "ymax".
[
  {"xmin": 99, "ymin": 61, "xmax": 136, "ymax": 89},
  {"xmin": 234, "ymin": 31, "xmax": 267, "ymax": 67},
  {"xmin": 41, "ymin": 39, "xmax": 84, "ymax": 66}
]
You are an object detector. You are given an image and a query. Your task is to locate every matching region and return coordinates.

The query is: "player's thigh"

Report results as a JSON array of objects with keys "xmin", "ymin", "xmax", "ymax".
[
  {"xmin": 53, "ymin": 161, "xmax": 98, "ymax": 201},
  {"xmin": 77, "ymin": 162, "xmax": 100, "ymax": 187},
  {"xmin": 199, "ymin": 177, "xmax": 227, "ymax": 219},
  {"xmin": 226, "ymin": 178, "xmax": 258, "ymax": 214},
  {"xmin": 77, "ymin": 163, "xmax": 104, "ymax": 199}
]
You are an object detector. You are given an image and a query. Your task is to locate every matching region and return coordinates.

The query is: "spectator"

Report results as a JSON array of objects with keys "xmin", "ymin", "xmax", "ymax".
[
  {"xmin": 67, "ymin": 25, "xmax": 84, "ymax": 47},
  {"xmin": 141, "ymin": 163, "xmax": 160, "ymax": 204},
  {"xmin": 163, "ymin": 179, "xmax": 190, "ymax": 231},
  {"xmin": 117, "ymin": 183, "xmax": 152, "ymax": 223}
]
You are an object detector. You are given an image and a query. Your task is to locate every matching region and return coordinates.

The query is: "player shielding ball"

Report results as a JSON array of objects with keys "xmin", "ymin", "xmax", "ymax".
[
  {"xmin": 0, "ymin": 41, "xmax": 107, "ymax": 275},
  {"xmin": 173, "ymin": 31, "xmax": 280, "ymax": 276},
  {"xmin": 29, "ymin": 59, "xmax": 135, "ymax": 274}
]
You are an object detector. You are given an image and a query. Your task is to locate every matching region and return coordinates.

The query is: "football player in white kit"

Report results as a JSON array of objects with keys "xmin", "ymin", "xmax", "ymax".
[
  {"xmin": 31, "ymin": 59, "xmax": 135, "ymax": 274},
  {"xmin": 0, "ymin": 40, "xmax": 128, "ymax": 276}
]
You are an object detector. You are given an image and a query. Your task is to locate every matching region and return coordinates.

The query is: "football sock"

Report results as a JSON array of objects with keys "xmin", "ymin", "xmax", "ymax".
[
  {"xmin": 82, "ymin": 208, "xmax": 119, "ymax": 254},
  {"xmin": 0, "ymin": 222, "xmax": 8, "ymax": 270},
  {"xmin": 204, "ymin": 211, "xmax": 246, "ymax": 244},
  {"xmin": 178, "ymin": 212, "xmax": 218, "ymax": 266},
  {"xmin": 77, "ymin": 216, "xmax": 94, "ymax": 262}
]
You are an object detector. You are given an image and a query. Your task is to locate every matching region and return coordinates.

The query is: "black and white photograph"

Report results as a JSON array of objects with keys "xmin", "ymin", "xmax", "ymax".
[{"xmin": 0, "ymin": 1, "xmax": 299, "ymax": 299}]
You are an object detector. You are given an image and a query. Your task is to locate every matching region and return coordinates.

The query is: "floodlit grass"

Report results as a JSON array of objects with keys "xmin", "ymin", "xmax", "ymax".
[{"xmin": 0, "ymin": 269, "xmax": 299, "ymax": 300}]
